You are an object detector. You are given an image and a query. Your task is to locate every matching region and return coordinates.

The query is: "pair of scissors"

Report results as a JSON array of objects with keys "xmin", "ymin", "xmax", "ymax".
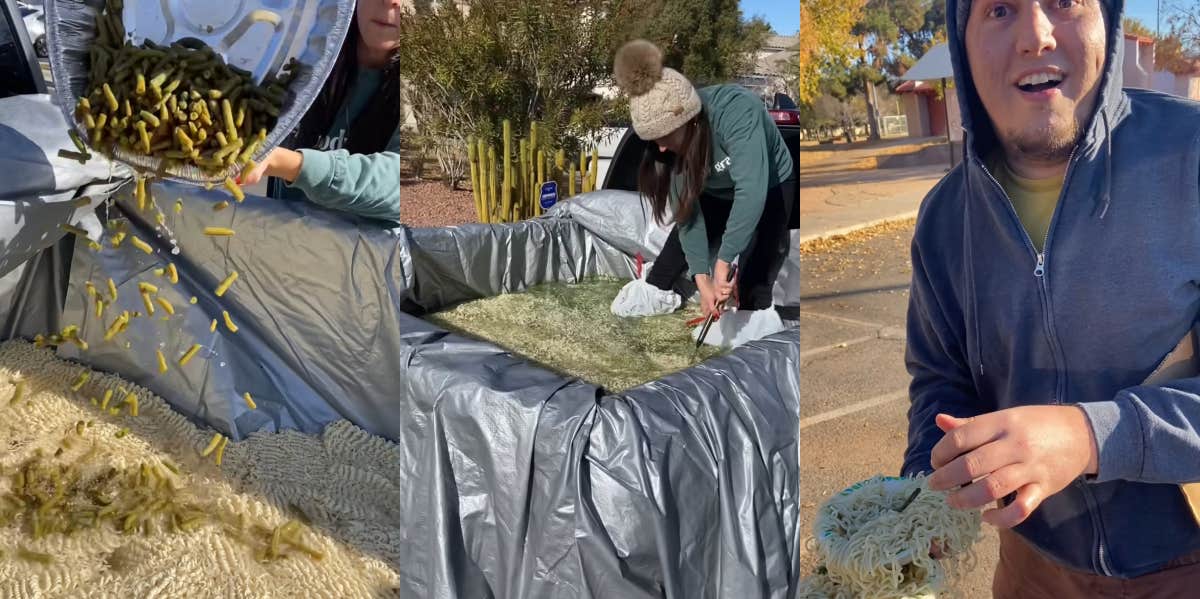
[{"xmin": 694, "ymin": 263, "xmax": 738, "ymax": 351}]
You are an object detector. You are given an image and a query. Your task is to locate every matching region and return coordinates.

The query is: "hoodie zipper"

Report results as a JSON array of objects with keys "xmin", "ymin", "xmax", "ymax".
[{"xmin": 976, "ymin": 149, "xmax": 1116, "ymax": 577}]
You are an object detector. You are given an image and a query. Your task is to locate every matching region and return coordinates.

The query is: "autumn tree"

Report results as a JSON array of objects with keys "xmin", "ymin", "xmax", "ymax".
[
  {"xmin": 848, "ymin": 0, "xmax": 947, "ymax": 140},
  {"xmin": 798, "ymin": 0, "xmax": 863, "ymax": 104},
  {"xmin": 1123, "ymin": 17, "xmax": 1156, "ymax": 39},
  {"xmin": 1155, "ymin": 8, "xmax": 1200, "ymax": 76}
]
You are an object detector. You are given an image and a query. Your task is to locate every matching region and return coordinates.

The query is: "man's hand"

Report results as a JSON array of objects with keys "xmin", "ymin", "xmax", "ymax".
[
  {"xmin": 237, "ymin": 147, "xmax": 303, "ymax": 187},
  {"xmin": 927, "ymin": 406, "xmax": 1100, "ymax": 529},
  {"xmin": 713, "ymin": 259, "xmax": 737, "ymax": 305}
]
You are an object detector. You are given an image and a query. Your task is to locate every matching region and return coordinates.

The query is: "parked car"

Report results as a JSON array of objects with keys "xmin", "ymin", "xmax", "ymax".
[
  {"xmin": 1, "ymin": 0, "xmax": 47, "ymax": 97},
  {"xmin": 18, "ymin": 2, "xmax": 43, "ymax": 58},
  {"xmin": 768, "ymin": 92, "xmax": 800, "ymax": 127}
]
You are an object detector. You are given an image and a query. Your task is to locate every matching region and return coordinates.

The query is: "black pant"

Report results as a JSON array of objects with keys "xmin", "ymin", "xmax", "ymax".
[{"xmin": 646, "ymin": 178, "xmax": 796, "ymax": 311}]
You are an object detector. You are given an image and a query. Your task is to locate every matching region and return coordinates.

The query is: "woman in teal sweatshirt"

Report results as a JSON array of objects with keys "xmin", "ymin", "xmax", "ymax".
[
  {"xmin": 612, "ymin": 40, "xmax": 796, "ymax": 319},
  {"xmin": 239, "ymin": 0, "xmax": 401, "ymax": 222}
]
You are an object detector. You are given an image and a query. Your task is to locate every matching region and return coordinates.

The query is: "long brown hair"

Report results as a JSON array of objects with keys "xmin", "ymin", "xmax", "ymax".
[
  {"xmin": 637, "ymin": 112, "xmax": 712, "ymax": 226},
  {"xmin": 290, "ymin": 16, "xmax": 401, "ymax": 154}
]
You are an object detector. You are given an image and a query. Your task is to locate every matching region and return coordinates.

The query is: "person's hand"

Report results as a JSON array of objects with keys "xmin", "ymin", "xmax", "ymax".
[
  {"xmin": 695, "ymin": 274, "xmax": 719, "ymax": 318},
  {"xmin": 237, "ymin": 147, "xmax": 303, "ymax": 187},
  {"xmin": 713, "ymin": 259, "xmax": 737, "ymax": 305},
  {"xmin": 927, "ymin": 407, "xmax": 1099, "ymax": 528}
]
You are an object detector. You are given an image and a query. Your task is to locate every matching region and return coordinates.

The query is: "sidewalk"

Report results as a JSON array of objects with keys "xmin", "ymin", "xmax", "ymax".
[{"xmin": 799, "ymin": 162, "xmax": 949, "ymax": 244}]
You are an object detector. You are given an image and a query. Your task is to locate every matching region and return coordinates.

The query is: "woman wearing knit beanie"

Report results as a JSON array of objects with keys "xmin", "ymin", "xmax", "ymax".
[{"xmin": 609, "ymin": 39, "xmax": 796, "ymax": 343}]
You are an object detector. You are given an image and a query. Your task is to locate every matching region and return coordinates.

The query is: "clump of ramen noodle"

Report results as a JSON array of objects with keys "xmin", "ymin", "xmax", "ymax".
[
  {"xmin": 802, "ymin": 475, "xmax": 982, "ymax": 599},
  {"xmin": 72, "ymin": 0, "xmax": 299, "ymax": 179}
]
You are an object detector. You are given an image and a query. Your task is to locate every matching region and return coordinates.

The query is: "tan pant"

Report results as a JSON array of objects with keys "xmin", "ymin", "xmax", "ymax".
[{"xmin": 992, "ymin": 528, "xmax": 1200, "ymax": 599}]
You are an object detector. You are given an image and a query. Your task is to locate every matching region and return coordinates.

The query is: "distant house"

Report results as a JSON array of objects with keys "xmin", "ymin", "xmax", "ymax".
[
  {"xmin": 735, "ymin": 34, "xmax": 799, "ymax": 103},
  {"xmin": 894, "ymin": 80, "xmax": 962, "ymax": 142},
  {"xmin": 1123, "ymin": 33, "xmax": 1200, "ymax": 100},
  {"xmin": 893, "ymin": 32, "xmax": 1200, "ymax": 142}
]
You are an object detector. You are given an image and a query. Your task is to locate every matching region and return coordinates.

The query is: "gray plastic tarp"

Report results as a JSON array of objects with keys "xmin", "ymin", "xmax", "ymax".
[
  {"xmin": 53, "ymin": 179, "xmax": 410, "ymax": 442},
  {"xmin": 397, "ymin": 313, "xmax": 799, "ymax": 598},
  {"xmin": 396, "ymin": 209, "xmax": 799, "ymax": 597},
  {"xmin": 0, "ymin": 94, "xmax": 128, "ymax": 334}
]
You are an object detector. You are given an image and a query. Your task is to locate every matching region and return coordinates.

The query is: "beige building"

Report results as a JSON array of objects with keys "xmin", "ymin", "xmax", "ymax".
[
  {"xmin": 736, "ymin": 33, "xmax": 798, "ymax": 102},
  {"xmin": 1122, "ymin": 33, "xmax": 1200, "ymax": 100},
  {"xmin": 893, "ymin": 31, "xmax": 1200, "ymax": 142}
]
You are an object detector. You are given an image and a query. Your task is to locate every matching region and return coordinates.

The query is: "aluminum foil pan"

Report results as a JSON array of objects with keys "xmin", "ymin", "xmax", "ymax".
[{"xmin": 45, "ymin": 0, "xmax": 355, "ymax": 184}]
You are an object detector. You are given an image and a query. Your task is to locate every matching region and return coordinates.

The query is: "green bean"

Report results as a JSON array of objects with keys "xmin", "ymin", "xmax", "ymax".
[
  {"xmin": 67, "ymin": 128, "xmax": 89, "ymax": 154},
  {"xmin": 58, "ymin": 150, "xmax": 92, "ymax": 166},
  {"xmin": 16, "ymin": 546, "xmax": 53, "ymax": 564}
]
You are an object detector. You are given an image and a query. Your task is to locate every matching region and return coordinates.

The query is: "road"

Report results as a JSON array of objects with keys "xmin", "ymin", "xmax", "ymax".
[
  {"xmin": 798, "ymin": 139, "xmax": 947, "ymax": 243},
  {"xmin": 799, "ymin": 220, "xmax": 1000, "ymax": 598}
]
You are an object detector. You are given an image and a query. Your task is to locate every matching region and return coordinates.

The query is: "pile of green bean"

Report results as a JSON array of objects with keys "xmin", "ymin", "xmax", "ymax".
[
  {"xmin": 69, "ymin": 0, "xmax": 298, "ymax": 178},
  {"xmin": 0, "ymin": 440, "xmax": 323, "ymax": 563},
  {"xmin": 0, "ymin": 442, "xmax": 199, "ymax": 542}
]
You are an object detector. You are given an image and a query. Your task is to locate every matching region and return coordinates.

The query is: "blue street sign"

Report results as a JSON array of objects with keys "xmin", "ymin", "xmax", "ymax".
[{"xmin": 540, "ymin": 181, "xmax": 558, "ymax": 210}]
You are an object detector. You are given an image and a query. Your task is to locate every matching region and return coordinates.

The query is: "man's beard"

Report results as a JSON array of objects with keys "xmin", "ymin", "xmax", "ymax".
[{"xmin": 1005, "ymin": 117, "xmax": 1081, "ymax": 163}]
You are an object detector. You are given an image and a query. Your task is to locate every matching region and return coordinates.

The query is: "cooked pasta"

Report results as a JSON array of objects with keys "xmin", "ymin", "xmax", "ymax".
[{"xmin": 802, "ymin": 475, "xmax": 981, "ymax": 599}]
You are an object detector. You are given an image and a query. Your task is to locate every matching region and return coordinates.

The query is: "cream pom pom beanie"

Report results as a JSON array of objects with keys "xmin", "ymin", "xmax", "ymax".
[{"xmin": 612, "ymin": 39, "xmax": 702, "ymax": 141}]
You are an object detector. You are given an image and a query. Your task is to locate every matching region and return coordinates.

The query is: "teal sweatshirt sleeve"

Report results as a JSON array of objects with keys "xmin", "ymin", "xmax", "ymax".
[
  {"xmin": 287, "ymin": 127, "xmax": 401, "ymax": 222},
  {"xmin": 672, "ymin": 175, "xmax": 713, "ymax": 278},
  {"xmin": 714, "ymin": 93, "xmax": 772, "ymax": 264}
]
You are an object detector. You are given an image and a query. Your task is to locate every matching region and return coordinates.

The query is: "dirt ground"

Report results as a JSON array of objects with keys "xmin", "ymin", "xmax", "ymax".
[{"xmin": 399, "ymin": 179, "xmax": 479, "ymax": 228}]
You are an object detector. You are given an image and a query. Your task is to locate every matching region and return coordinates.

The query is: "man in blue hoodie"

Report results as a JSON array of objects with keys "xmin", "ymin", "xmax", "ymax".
[{"xmin": 904, "ymin": 0, "xmax": 1200, "ymax": 593}]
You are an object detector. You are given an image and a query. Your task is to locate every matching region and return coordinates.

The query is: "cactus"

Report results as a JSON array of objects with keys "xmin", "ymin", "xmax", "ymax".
[
  {"xmin": 536, "ymin": 150, "xmax": 545, "ymax": 216},
  {"xmin": 589, "ymin": 147, "xmax": 599, "ymax": 192},
  {"xmin": 463, "ymin": 123, "xmax": 602, "ymax": 221},
  {"xmin": 555, "ymin": 149, "xmax": 565, "ymax": 189},
  {"xmin": 502, "ymin": 120, "xmax": 512, "ymax": 224},
  {"xmin": 472, "ymin": 137, "xmax": 482, "ymax": 224},
  {"xmin": 487, "ymin": 144, "xmax": 497, "ymax": 223},
  {"xmin": 467, "ymin": 136, "xmax": 485, "ymax": 223},
  {"xmin": 519, "ymin": 137, "xmax": 529, "ymax": 222},
  {"xmin": 576, "ymin": 151, "xmax": 585, "ymax": 193},
  {"xmin": 529, "ymin": 122, "xmax": 539, "ymax": 217}
]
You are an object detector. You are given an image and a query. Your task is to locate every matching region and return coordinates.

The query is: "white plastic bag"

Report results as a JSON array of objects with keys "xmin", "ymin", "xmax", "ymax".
[
  {"xmin": 611, "ymin": 261, "xmax": 681, "ymax": 317},
  {"xmin": 692, "ymin": 306, "xmax": 786, "ymax": 349},
  {"xmin": 611, "ymin": 279, "xmax": 681, "ymax": 317}
]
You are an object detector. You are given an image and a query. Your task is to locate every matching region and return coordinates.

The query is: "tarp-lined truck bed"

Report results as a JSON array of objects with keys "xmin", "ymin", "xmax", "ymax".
[{"xmin": 1, "ymin": 109, "xmax": 799, "ymax": 594}]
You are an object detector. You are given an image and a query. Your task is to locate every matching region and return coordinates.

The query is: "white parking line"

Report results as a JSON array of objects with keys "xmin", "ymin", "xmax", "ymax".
[
  {"xmin": 799, "ymin": 310, "xmax": 894, "ymax": 331},
  {"xmin": 800, "ymin": 335, "xmax": 876, "ymax": 361},
  {"xmin": 799, "ymin": 389, "xmax": 908, "ymax": 430}
]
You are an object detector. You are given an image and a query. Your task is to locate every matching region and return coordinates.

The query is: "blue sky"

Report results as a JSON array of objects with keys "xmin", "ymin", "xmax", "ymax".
[
  {"xmin": 739, "ymin": 0, "xmax": 799, "ymax": 35},
  {"xmin": 1125, "ymin": 0, "xmax": 1181, "ymax": 36}
]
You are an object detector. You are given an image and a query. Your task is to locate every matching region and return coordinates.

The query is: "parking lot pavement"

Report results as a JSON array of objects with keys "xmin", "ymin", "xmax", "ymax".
[{"xmin": 800, "ymin": 220, "xmax": 999, "ymax": 597}]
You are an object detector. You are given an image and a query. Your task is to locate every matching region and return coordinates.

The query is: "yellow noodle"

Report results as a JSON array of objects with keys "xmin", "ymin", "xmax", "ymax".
[
  {"xmin": 215, "ymin": 271, "xmax": 238, "ymax": 297},
  {"xmin": 803, "ymin": 475, "xmax": 982, "ymax": 599},
  {"xmin": 179, "ymin": 343, "xmax": 201, "ymax": 366}
]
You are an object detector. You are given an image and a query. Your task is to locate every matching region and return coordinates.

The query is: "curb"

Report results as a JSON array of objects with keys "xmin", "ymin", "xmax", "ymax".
[{"xmin": 797, "ymin": 210, "xmax": 920, "ymax": 246}]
